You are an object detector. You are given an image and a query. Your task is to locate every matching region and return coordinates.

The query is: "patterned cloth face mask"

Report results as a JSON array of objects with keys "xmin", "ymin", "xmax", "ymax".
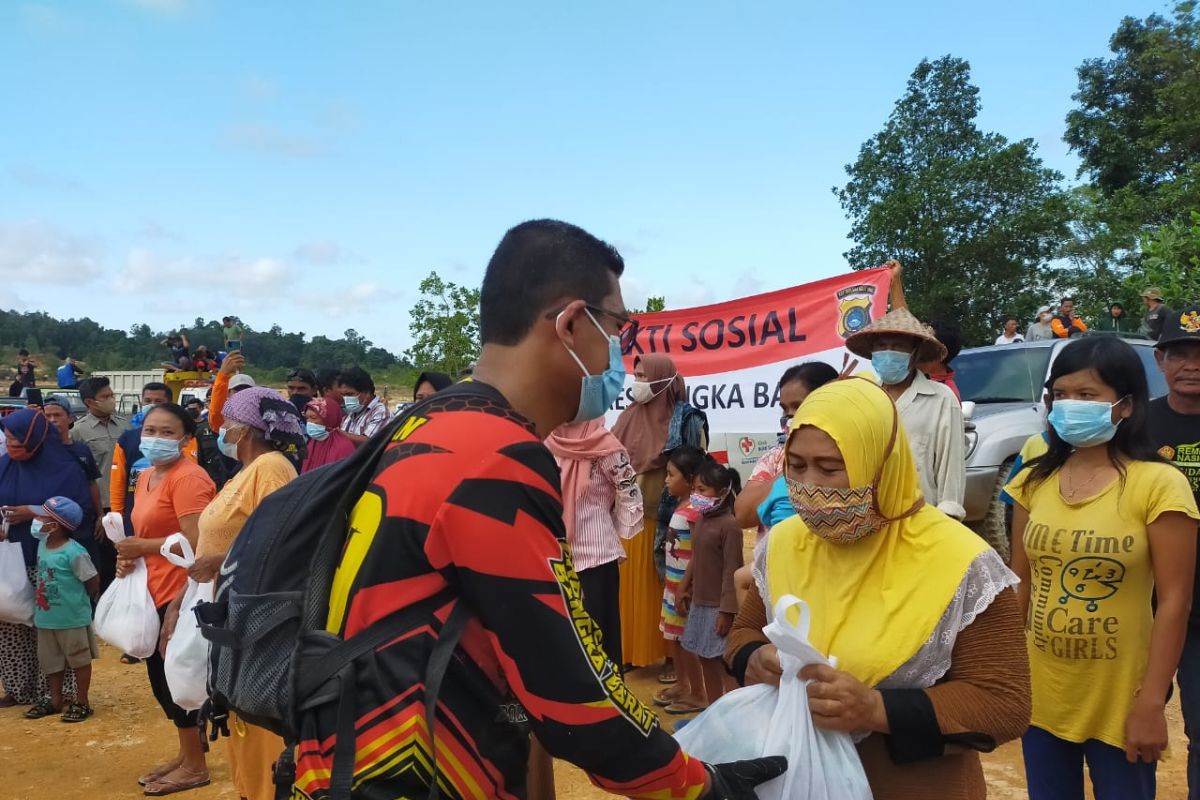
[
  {"xmin": 785, "ymin": 480, "xmax": 886, "ymax": 544},
  {"xmin": 784, "ymin": 397, "xmax": 922, "ymax": 544}
]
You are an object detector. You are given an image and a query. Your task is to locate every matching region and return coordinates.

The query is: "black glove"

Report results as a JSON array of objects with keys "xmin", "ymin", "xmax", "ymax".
[{"xmin": 703, "ymin": 757, "xmax": 788, "ymax": 800}]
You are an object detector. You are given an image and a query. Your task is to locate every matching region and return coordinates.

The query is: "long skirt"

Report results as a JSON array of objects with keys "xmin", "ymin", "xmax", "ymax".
[
  {"xmin": 0, "ymin": 566, "xmax": 78, "ymax": 704},
  {"xmin": 618, "ymin": 518, "xmax": 668, "ymax": 668}
]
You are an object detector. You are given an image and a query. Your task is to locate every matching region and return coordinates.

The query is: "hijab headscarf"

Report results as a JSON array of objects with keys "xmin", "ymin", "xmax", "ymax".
[
  {"xmin": 612, "ymin": 354, "xmax": 685, "ymax": 474},
  {"xmin": 765, "ymin": 379, "xmax": 989, "ymax": 686},
  {"xmin": 0, "ymin": 408, "xmax": 95, "ymax": 565},
  {"xmin": 545, "ymin": 419, "xmax": 626, "ymax": 542},
  {"xmin": 415, "ymin": 371, "xmax": 453, "ymax": 396},
  {"xmin": 302, "ymin": 396, "xmax": 356, "ymax": 473}
]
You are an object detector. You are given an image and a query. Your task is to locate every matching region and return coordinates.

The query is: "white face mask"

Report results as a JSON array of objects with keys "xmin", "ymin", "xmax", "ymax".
[{"xmin": 630, "ymin": 375, "xmax": 676, "ymax": 404}]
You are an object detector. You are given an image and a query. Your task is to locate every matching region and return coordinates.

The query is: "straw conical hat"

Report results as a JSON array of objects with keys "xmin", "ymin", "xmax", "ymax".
[{"xmin": 845, "ymin": 307, "xmax": 948, "ymax": 364}]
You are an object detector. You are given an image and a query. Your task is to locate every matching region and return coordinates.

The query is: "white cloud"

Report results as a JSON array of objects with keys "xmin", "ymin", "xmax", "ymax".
[
  {"xmin": 123, "ymin": 0, "xmax": 189, "ymax": 14},
  {"xmin": 116, "ymin": 249, "xmax": 285, "ymax": 294},
  {"xmin": 222, "ymin": 122, "xmax": 326, "ymax": 158},
  {"xmin": 9, "ymin": 165, "xmax": 90, "ymax": 195},
  {"xmin": 21, "ymin": 3, "xmax": 75, "ymax": 32},
  {"xmin": 0, "ymin": 220, "xmax": 103, "ymax": 282},
  {"xmin": 242, "ymin": 76, "xmax": 277, "ymax": 103},
  {"xmin": 135, "ymin": 219, "xmax": 180, "ymax": 241},
  {"xmin": 292, "ymin": 240, "xmax": 363, "ymax": 266},
  {"xmin": 0, "ymin": 287, "xmax": 26, "ymax": 311},
  {"xmin": 297, "ymin": 282, "xmax": 404, "ymax": 318}
]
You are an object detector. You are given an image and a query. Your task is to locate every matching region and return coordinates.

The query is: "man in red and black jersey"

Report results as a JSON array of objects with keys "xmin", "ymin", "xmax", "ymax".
[{"xmin": 293, "ymin": 221, "xmax": 785, "ymax": 800}]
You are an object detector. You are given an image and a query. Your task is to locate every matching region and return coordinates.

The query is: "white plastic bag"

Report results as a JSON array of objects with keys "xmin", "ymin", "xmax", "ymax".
[
  {"xmin": 160, "ymin": 533, "xmax": 213, "ymax": 711},
  {"xmin": 93, "ymin": 517, "xmax": 160, "ymax": 659},
  {"xmin": 0, "ymin": 540, "xmax": 34, "ymax": 626},
  {"xmin": 675, "ymin": 595, "xmax": 872, "ymax": 800}
]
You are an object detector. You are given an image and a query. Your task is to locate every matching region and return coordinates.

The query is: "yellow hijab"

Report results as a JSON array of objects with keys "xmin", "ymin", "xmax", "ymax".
[{"xmin": 766, "ymin": 378, "xmax": 988, "ymax": 686}]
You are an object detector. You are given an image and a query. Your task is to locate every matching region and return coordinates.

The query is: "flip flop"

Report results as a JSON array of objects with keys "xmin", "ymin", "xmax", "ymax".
[
  {"xmin": 143, "ymin": 767, "xmax": 211, "ymax": 797},
  {"xmin": 138, "ymin": 761, "xmax": 182, "ymax": 787},
  {"xmin": 657, "ymin": 671, "xmax": 678, "ymax": 685},
  {"xmin": 0, "ymin": 695, "xmax": 18, "ymax": 708},
  {"xmin": 652, "ymin": 687, "xmax": 683, "ymax": 706},
  {"xmin": 120, "ymin": 654, "xmax": 141, "ymax": 665},
  {"xmin": 664, "ymin": 701, "xmax": 707, "ymax": 715}
]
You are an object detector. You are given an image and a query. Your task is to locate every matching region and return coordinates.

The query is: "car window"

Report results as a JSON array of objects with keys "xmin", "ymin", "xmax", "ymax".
[
  {"xmin": 1132, "ymin": 345, "xmax": 1168, "ymax": 398},
  {"xmin": 955, "ymin": 347, "xmax": 1054, "ymax": 404}
]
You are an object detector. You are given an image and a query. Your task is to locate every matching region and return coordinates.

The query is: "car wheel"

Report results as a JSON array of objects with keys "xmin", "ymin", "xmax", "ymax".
[{"xmin": 968, "ymin": 457, "xmax": 1016, "ymax": 563}]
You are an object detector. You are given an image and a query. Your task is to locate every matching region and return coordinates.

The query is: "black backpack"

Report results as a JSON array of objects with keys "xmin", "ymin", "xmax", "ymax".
[
  {"xmin": 196, "ymin": 400, "xmax": 467, "ymax": 800},
  {"xmin": 192, "ymin": 422, "xmax": 231, "ymax": 489}
]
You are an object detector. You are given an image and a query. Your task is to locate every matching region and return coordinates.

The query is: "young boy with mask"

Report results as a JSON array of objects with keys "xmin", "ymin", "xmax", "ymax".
[{"xmin": 21, "ymin": 496, "xmax": 98, "ymax": 722}]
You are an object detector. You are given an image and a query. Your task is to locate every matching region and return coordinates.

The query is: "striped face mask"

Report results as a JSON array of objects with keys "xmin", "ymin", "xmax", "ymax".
[{"xmin": 785, "ymin": 479, "xmax": 885, "ymax": 544}]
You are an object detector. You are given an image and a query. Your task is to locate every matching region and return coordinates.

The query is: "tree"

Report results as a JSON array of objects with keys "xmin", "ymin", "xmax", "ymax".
[
  {"xmin": 627, "ymin": 296, "xmax": 667, "ymax": 315},
  {"xmin": 1065, "ymin": 2, "xmax": 1200, "ymax": 236},
  {"xmin": 1127, "ymin": 210, "xmax": 1200, "ymax": 307},
  {"xmin": 836, "ymin": 56, "xmax": 1072, "ymax": 344},
  {"xmin": 405, "ymin": 271, "xmax": 481, "ymax": 377}
]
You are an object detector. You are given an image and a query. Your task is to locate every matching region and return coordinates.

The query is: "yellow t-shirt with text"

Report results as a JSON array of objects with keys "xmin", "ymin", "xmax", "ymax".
[{"xmin": 1008, "ymin": 460, "xmax": 1199, "ymax": 749}]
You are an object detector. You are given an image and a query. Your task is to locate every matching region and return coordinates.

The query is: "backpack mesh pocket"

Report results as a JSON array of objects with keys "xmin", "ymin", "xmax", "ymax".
[{"xmin": 214, "ymin": 590, "xmax": 303, "ymax": 721}]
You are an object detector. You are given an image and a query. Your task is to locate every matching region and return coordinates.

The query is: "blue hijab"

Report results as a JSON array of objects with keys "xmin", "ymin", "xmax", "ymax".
[{"xmin": 0, "ymin": 408, "xmax": 95, "ymax": 565}]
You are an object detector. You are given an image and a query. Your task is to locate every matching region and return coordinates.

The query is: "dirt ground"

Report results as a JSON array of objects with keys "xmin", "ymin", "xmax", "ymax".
[{"xmin": 0, "ymin": 645, "xmax": 1189, "ymax": 800}]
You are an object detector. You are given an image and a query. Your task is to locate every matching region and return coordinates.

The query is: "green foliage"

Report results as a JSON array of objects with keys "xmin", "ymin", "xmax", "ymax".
[
  {"xmin": 405, "ymin": 271, "xmax": 481, "ymax": 377},
  {"xmin": 628, "ymin": 296, "xmax": 667, "ymax": 315},
  {"xmin": 1125, "ymin": 210, "xmax": 1200, "ymax": 307},
  {"xmin": 0, "ymin": 310, "xmax": 404, "ymax": 382},
  {"xmin": 836, "ymin": 56, "xmax": 1072, "ymax": 344},
  {"xmin": 1065, "ymin": 2, "xmax": 1200, "ymax": 232}
]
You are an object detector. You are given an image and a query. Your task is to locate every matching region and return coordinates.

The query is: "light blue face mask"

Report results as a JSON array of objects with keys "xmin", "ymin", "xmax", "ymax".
[
  {"xmin": 30, "ymin": 519, "xmax": 49, "ymax": 540},
  {"xmin": 871, "ymin": 350, "xmax": 914, "ymax": 385},
  {"xmin": 217, "ymin": 427, "xmax": 241, "ymax": 460},
  {"xmin": 306, "ymin": 421, "xmax": 329, "ymax": 441},
  {"xmin": 1047, "ymin": 398, "xmax": 1124, "ymax": 448},
  {"xmin": 139, "ymin": 435, "xmax": 182, "ymax": 465},
  {"xmin": 561, "ymin": 309, "xmax": 627, "ymax": 422},
  {"xmin": 343, "ymin": 396, "xmax": 363, "ymax": 414}
]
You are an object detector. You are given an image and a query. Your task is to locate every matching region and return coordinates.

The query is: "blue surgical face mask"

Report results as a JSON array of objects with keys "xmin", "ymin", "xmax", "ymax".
[
  {"xmin": 1047, "ymin": 398, "xmax": 1124, "ymax": 448},
  {"xmin": 562, "ymin": 309, "xmax": 627, "ymax": 422},
  {"xmin": 343, "ymin": 396, "xmax": 362, "ymax": 414},
  {"xmin": 30, "ymin": 519, "xmax": 49, "ymax": 540},
  {"xmin": 217, "ymin": 427, "xmax": 241, "ymax": 460},
  {"xmin": 139, "ymin": 435, "xmax": 182, "ymax": 465},
  {"xmin": 871, "ymin": 350, "xmax": 914, "ymax": 385},
  {"xmin": 306, "ymin": 421, "xmax": 329, "ymax": 441}
]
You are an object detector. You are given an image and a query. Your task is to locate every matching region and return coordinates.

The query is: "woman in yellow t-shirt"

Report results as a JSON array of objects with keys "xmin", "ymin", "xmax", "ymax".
[
  {"xmin": 1009, "ymin": 337, "xmax": 1199, "ymax": 800},
  {"xmin": 160, "ymin": 386, "xmax": 306, "ymax": 800}
]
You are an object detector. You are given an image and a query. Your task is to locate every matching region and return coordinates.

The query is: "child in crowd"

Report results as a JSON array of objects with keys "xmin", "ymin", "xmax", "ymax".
[
  {"xmin": 654, "ymin": 446, "xmax": 708, "ymax": 715},
  {"xmin": 26, "ymin": 496, "xmax": 98, "ymax": 722},
  {"xmin": 678, "ymin": 459, "xmax": 743, "ymax": 706}
]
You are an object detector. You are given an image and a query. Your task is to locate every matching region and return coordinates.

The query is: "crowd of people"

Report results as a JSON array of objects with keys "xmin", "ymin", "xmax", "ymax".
[
  {"xmin": 0, "ymin": 218, "xmax": 1197, "ymax": 800},
  {"xmin": 1000, "ymin": 289, "xmax": 1171, "ymax": 345}
]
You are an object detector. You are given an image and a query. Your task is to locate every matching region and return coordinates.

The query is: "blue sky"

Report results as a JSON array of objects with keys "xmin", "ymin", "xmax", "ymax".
[{"xmin": 0, "ymin": 0, "xmax": 1169, "ymax": 356}]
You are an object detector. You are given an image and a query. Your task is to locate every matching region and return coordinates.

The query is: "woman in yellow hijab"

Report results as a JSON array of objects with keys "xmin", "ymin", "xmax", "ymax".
[{"xmin": 725, "ymin": 378, "xmax": 1030, "ymax": 800}]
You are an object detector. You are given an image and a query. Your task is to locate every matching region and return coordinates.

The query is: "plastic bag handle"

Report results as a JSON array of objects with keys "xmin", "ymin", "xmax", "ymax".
[
  {"xmin": 160, "ymin": 533, "xmax": 194, "ymax": 568},
  {"xmin": 102, "ymin": 512, "xmax": 126, "ymax": 544},
  {"xmin": 771, "ymin": 594, "xmax": 811, "ymax": 640}
]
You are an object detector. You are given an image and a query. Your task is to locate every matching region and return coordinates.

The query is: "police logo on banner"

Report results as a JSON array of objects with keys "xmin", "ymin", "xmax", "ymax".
[{"xmin": 836, "ymin": 285, "xmax": 877, "ymax": 339}]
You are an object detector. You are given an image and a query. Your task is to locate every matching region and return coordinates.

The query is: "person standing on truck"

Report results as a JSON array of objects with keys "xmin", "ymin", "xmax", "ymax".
[
  {"xmin": 1096, "ymin": 302, "xmax": 1137, "ymax": 334},
  {"xmin": 71, "ymin": 377, "xmax": 130, "ymax": 590},
  {"xmin": 846, "ymin": 307, "xmax": 967, "ymax": 519},
  {"xmin": 1149, "ymin": 305, "xmax": 1200, "ymax": 799},
  {"xmin": 1026, "ymin": 305, "xmax": 1055, "ymax": 342},
  {"xmin": 16, "ymin": 350, "xmax": 37, "ymax": 389},
  {"xmin": 56, "ymin": 356, "xmax": 83, "ymax": 389},
  {"xmin": 221, "ymin": 316, "xmax": 244, "ymax": 352}
]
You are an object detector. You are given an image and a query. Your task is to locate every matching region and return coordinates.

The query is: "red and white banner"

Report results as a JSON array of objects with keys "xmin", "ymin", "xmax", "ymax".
[{"xmin": 606, "ymin": 268, "xmax": 891, "ymax": 433}]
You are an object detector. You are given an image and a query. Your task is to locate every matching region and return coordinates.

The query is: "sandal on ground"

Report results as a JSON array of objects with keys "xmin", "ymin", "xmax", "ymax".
[
  {"xmin": 143, "ymin": 767, "xmax": 211, "ymax": 797},
  {"xmin": 61, "ymin": 702, "xmax": 94, "ymax": 723},
  {"xmin": 0, "ymin": 695, "xmax": 18, "ymax": 708},
  {"xmin": 24, "ymin": 699, "xmax": 61, "ymax": 719},
  {"xmin": 120, "ymin": 653, "xmax": 141, "ymax": 665},
  {"xmin": 138, "ymin": 760, "xmax": 182, "ymax": 787},
  {"xmin": 652, "ymin": 687, "xmax": 684, "ymax": 706},
  {"xmin": 664, "ymin": 700, "xmax": 707, "ymax": 715},
  {"xmin": 657, "ymin": 670, "xmax": 678, "ymax": 685}
]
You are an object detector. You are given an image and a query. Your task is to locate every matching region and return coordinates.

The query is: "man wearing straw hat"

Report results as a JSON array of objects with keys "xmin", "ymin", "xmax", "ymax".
[{"xmin": 846, "ymin": 308, "xmax": 967, "ymax": 519}]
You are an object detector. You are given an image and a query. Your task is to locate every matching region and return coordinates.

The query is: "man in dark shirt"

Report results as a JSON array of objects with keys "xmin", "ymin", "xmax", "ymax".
[
  {"xmin": 1149, "ymin": 304, "xmax": 1200, "ymax": 799},
  {"xmin": 16, "ymin": 349, "xmax": 36, "ymax": 388},
  {"xmin": 293, "ymin": 220, "xmax": 785, "ymax": 800},
  {"xmin": 1142, "ymin": 287, "xmax": 1171, "ymax": 341}
]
